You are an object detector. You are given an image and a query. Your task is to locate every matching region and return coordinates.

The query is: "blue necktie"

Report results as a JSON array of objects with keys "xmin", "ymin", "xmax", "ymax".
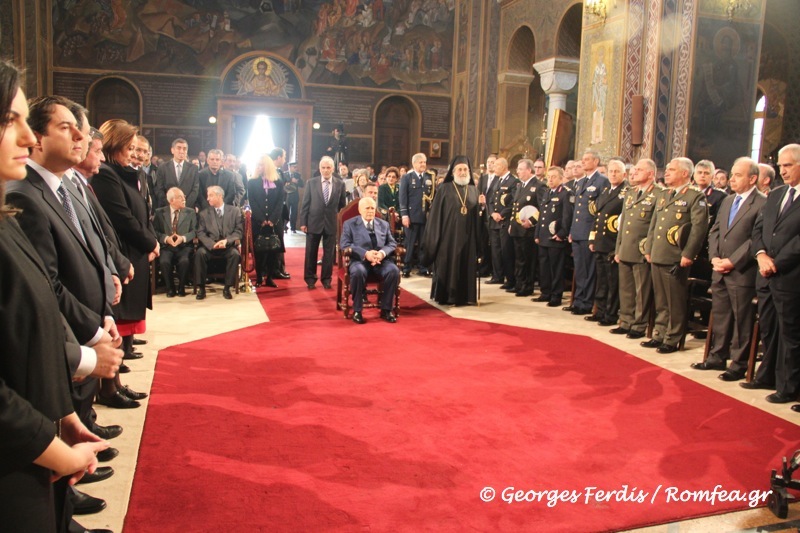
[
  {"xmin": 57, "ymin": 184, "xmax": 86, "ymax": 244},
  {"xmin": 780, "ymin": 188, "xmax": 796, "ymax": 218},
  {"xmin": 728, "ymin": 195, "xmax": 742, "ymax": 227},
  {"xmin": 323, "ymin": 180, "xmax": 331, "ymax": 204}
]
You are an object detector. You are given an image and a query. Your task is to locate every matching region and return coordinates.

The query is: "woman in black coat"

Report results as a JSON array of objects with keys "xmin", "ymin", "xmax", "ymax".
[
  {"xmin": 0, "ymin": 60, "xmax": 108, "ymax": 533},
  {"xmin": 91, "ymin": 120, "xmax": 158, "ymax": 402},
  {"xmin": 247, "ymin": 154, "xmax": 285, "ymax": 288}
]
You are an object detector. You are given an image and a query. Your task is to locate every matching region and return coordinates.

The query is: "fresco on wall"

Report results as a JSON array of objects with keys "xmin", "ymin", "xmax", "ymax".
[
  {"xmin": 590, "ymin": 40, "xmax": 611, "ymax": 145},
  {"xmin": 687, "ymin": 20, "xmax": 760, "ymax": 169},
  {"xmin": 51, "ymin": 0, "xmax": 455, "ymax": 93},
  {"xmin": 221, "ymin": 55, "xmax": 303, "ymax": 98}
]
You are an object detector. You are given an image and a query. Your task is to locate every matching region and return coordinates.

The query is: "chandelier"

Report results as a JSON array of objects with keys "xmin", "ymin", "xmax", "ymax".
[{"xmin": 726, "ymin": 0, "xmax": 753, "ymax": 20}]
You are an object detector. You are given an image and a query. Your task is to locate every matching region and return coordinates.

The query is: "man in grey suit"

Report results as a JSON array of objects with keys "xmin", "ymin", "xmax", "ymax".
[
  {"xmin": 154, "ymin": 187, "xmax": 197, "ymax": 297},
  {"xmin": 299, "ymin": 156, "xmax": 348, "ymax": 289},
  {"xmin": 691, "ymin": 158, "xmax": 766, "ymax": 380},
  {"xmin": 195, "ymin": 186, "xmax": 243, "ymax": 300},
  {"xmin": 155, "ymin": 138, "xmax": 199, "ymax": 210},
  {"xmin": 339, "ymin": 197, "xmax": 400, "ymax": 324}
]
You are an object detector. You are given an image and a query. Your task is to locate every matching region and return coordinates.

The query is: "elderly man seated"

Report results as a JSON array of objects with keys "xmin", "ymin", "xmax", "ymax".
[
  {"xmin": 154, "ymin": 187, "xmax": 197, "ymax": 297},
  {"xmin": 195, "ymin": 185, "xmax": 243, "ymax": 300},
  {"xmin": 340, "ymin": 197, "xmax": 400, "ymax": 324}
]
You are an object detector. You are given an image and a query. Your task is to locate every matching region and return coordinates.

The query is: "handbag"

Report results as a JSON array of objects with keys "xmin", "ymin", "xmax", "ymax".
[{"xmin": 254, "ymin": 233, "xmax": 281, "ymax": 253}]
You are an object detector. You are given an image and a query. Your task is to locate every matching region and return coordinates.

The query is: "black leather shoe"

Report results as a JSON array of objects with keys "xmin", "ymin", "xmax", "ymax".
[
  {"xmin": 546, "ymin": 300, "xmax": 562, "ymax": 307},
  {"xmin": 118, "ymin": 363, "xmax": 130, "ymax": 374},
  {"xmin": 71, "ymin": 490, "xmax": 107, "ymax": 515},
  {"xmin": 598, "ymin": 319, "xmax": 618, "ymax": 327},
  {"xmin": 505, "ymin": 287, "xmax": 517, "ymax": 293},
  {"xmin": 307, "ymin": 283, "xmax": 316, "ymax": 289},
  {"xmin": 626, "ymin": 331, "xmax": 645, "ymax": 339},
  {"xmin": 123, "ymin": 351, "xmax": 143, "ymax": 360},
  {"xmin": 791, "ymin": 404, "xmax": 800, "ymax": 413},
  {"xmin": 609, "ymin": 327, "xmax": 629, "ymax": 335},
  {"xmin": 91, "ymin": 424, "xmax": 122, "ymax": 440},
  {"xmin": 766, "ymin": 392, "xmax": 796, "ymax": 404},
  {"xmin": 264, "ymin": 278, "xmax": 278, "ymax": 288},
  {"xmin": 533, "ymin": 296, "xmax": 549, "ymax": 302},
  {"xmin": 275, "ymin": 271, "xmax": 291, "ymax": 279},
  {"xmin": 485, "ymin": 278, "xmax": 503, "ymax": 284},
  {"xmin": 322, "ymin": 281, "xmax": 332, "ymax": 289},
  {"xmin": 380, "ymin": 310, "xmax": 397, "ymax": 323},
  {"xmin": 584, "ymin": 314, "xmax": 602, "ymax": 322},
  {"xmin": 96, "ymin": 447, "xmax": 119, "ymax": 462},
  {"xmin": 740, "ymin": 380, "xmax": 774, "ymax": 390},
  {"xmin": 166, "ymin": 289, "xmax": 176, "ymax": 298},
  {"xmin": 640, "ymin": 339, "xmax": 662, "ymax": 348},
  {"xmin": 223, "ymin": 287, "xmax": 233, "ymax": 299},
  {"xmin": 571, "ymin": 308, "xmax": 591, "ymax": 316},
  {"xmin": 132, "ymin": 338, "xmax": 147, "ymax": 346},
  {"xmin": 719, "ymin": 370, "xmax": 745, "ymax": 382},
  {"xmin": 76, "ymin": 466, "xmax": 114, "ymax": 485},
  {"xmin": 562, "ymin": 305, "xmax": 574, "ymax": 312},
  {"xmin": 402, "ymin": 271, "xmax": 411, "ymax": 278},
  {"xmin": 656, "ymin": 344, "xmax": 679, "ymax": 354},
  {"xmin": 177, "ymin": 288, "xmax": 187, "ymax": 297},
  {"xmin": 500, "ymin": 283, "xmax": 514, "ymax": 290},
  {"xmin": 119, "ymin": 385, "xmax": 148, "ymax": 401},
  {"xmin": 97, "ymin": 391, "xmax": 140, "ymax": 409},
  {"xmin": 352, "ymin": 312, "xmax": 366, "ymax": 324},
  {"xmin": 196, "ymin": 287, "xmax": 206, "ymax": 300},
  {"xmin": 515, "ymin": 291, "xmax": 533, "ymax": 297},
  {"xmin": 691, "ymin": 361, "xmax": 726, "ymax": 371}
]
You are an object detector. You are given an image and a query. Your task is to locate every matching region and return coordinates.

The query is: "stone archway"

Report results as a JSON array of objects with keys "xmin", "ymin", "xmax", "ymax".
[
  {"xmin": 497, "ymin": 26, "xmax": 537, "ymax": 158},
  {"xmin": 87, "ymin": 77, "xmax": 142, "ymax": 127},
  {"xmin": 373, "ymin": 95, "xmax": 420, "ymax": 167}
]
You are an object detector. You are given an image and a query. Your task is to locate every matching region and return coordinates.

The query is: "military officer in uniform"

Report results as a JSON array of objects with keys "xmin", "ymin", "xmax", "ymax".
[
  {"xmin": 487, "ymin": 157, "xmax": 519, "ymax": 290},
  {"xmin": 567, "ymin": 150, "xmax": 609, "ymax": 315},
  {"xmin": 643, "ymin": 157, "xmax": 709, "ymax": 353},
  {"xmin": 588, "ymin": 159, "xmax": 627, "ymax": 326},
  {"xmin": 612, "ymin": 158, "xmax": 661, "ymax": 339},
  {"xmin": 509, "ymin": 159, "xmax": 545, "ymax": 297},
  {"xmin": 535, "ymin": 166, "xmax": 574, "ymax": 307},
  {"xmin": 399, "ymin": 152, "xmax": 434, "ymax": 277}
]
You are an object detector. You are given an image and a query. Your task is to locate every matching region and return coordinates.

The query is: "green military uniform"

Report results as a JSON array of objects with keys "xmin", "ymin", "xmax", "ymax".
[
  {"xmin": 614, "ymin": 182, "xmax": 661, "ymax": 336},
  {"xmin": 644, "ymin": 183, "xmax": 709, "ymax": 348}
]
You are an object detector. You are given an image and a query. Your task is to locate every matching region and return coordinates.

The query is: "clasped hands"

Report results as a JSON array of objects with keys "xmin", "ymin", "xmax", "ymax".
[
  {"xmin": 757, "ymin": 253, "xmax": 777, "ymax": 278},
  {"xmin": 165, "ymin": 233, "xmax": 185, "ymax": 247},
  {"xmin": 364, "ymin": 249, "xmax": 383, "ymax": 266},
  {"xmin": 711, "ymin": 257, "xmax": 735, "ymax": 274}
]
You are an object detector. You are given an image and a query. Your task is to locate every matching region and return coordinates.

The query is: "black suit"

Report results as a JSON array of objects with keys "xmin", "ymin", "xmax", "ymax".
[
  {"xmin": 298, "ymin": 176, "xmax": 347, "ymax": 286},
  {"xmin": 0, "ymin": 217, "xmax": 75, "ymax": 532},
  {"xmin": 154, "ymin": 206, "xmax": 197, "ymax": 292},
  {"xmin": 155, "ymin": 159, "xmax": 200, "ymax": 210},
  {"xmin": 509, "ymin": 177, "xmax": 544, "ymax": 294},
  {"xmin": 589, "ymin": 184, "xmax": 625, "ymax": 322},
  {"xmin": 198, "ymin": 167, "xmax": 239, "ymax": 209},
  {"xmin": 705, "ymin": 189, "xmax": 766, "ymax": 373},
  {"xmin": 247, "ymin": 178, "xmax": 286, "ymax": 282},
  {"xmin": 488, "ymin": 172, "xmax": 519, "ymax": 285},
  {"xmin": 195, "ymin": 205, "xmax": 243, "ymax": 288},
  {"xmin": 751, "ymin": 184, "xmax": 800, "ymax": 395},
  {"xmin": 476, "ymin": 173, "xmax": 497, "ymax": 276}
]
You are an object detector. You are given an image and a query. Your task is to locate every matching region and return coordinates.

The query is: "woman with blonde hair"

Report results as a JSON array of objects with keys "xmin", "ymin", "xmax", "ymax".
[
  {"xmin": 352, "ymin": 168, "xmax": 370, "ymax": 199},
  {"xmin": 247, "ymin": 154, "xmax": 286, "ymax": 288}
]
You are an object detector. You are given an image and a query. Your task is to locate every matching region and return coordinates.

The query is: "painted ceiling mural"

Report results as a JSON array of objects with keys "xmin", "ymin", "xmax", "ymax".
[{"xmin": 52, "ymin": 0, "xmax": 455, "ymax": 93}]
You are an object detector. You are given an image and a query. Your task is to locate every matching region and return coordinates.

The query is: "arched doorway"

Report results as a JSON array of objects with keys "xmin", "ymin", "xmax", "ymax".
[
  {"xmin": 374, "ymin": 96, "xmax": 419, "ymax": 167},
  {"xmin": 497, "ymin": 26, "xmax": 537, "ymax": 159},
  {"xmin": 556, "ymin": 3, "xmax": 582, "ymax": 121},
  {"xmin": 87, "ymin": 77, "xmax": 141, "ymax": 127}
]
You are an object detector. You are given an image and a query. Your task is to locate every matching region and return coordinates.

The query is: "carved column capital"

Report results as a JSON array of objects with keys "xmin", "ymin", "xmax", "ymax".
[{"xmin": 532, "ymin": 57, "xmax": 580, "ymax": 94}]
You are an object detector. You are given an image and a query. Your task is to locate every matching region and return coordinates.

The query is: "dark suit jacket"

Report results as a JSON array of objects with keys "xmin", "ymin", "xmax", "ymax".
[
  {"xmin": 197, "ymin": 204, "xmax": 243, "ymax": 250},
  {"xmin": 247, "ymin": 178, "xmax": 285, "ymax": 230},
  {"xmin": 708, "ymin": 189, "xmax": 766, "ymax": 287},
  {"xmin": 198, "ymin": 168, "xmax": 239, "ymax": 210},
  {"xmin": 340, "ymin": 215, "xmax": 397, "ymax": 261},
  {"xmin": 536, "ymin": 185, "xmax": 574, "ymax": 248},
  {"xmin": 751, "ymin": 185, "xmax": 800, "ymax": 292},
  {"xmin": 155, "ymin": 159, "xmax": 200, "ymax": 210},
  {"xmin": 570, "ymin": 170, "xmax": 610, "ymax": 240},
  {"xmin": 399, "ymin": 170, "xmax": 434, "ymax": 224},
  {"xmin": 6, "ymin": 166, "xmax": 110, "ymax": 344},
  {"xmin": 298, "ymin": 176, "xmax": 347, "ymax": 235},
  {"xmin": 488, "ymin": 172, "xmax": 519, "ymax": 230},
  {"xmin": 153, "ymin": 206, "xmax": 198, "ymax": 246},
  {"xmin": 589, "ymin": 184, "xmax": 625, "ymax": 254},
  {"xmin": 509, "ymin": 177, "xmax": 544, "ymax": 238}
]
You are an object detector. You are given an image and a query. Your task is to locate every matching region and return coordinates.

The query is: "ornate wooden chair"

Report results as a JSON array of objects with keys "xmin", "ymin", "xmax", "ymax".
[{"xmin": 335, "ymin": 199, "xmax": 404, "ymax": 318}]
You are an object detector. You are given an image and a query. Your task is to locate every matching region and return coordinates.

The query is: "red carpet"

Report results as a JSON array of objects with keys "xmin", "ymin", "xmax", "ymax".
[{"xmin": 125, "ymin": 249, "xmax": 798, "ymax": 532}]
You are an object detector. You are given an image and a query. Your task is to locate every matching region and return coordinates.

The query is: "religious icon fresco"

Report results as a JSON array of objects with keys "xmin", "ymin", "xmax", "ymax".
[{"xmin": 51, "ymin": 0, "xmax": 455, "ymax": 93}]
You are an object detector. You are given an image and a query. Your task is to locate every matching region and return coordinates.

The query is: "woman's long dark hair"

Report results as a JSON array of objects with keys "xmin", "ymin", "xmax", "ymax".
[{"xmin": 0, "ymin": 60, "xmax": 22, "ymax": 219}]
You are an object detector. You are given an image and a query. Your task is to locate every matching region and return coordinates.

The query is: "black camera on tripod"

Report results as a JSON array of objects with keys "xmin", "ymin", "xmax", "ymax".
[{"xmin": 768, "ymin": 450, "xmax": 800, "ymax": 518}]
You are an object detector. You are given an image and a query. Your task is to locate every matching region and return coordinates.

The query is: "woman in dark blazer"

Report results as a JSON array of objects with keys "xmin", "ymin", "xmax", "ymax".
[
  {"xmin": 0, "ymin": 60, "xmax": 107, "ymax": 533},
  {"xmin": 91, "ymin": 119, "xmax": 158, "ymax": 407},
  {"xmin": 247, "ymin": 154, "xmax": 285, "ymax": 288}
]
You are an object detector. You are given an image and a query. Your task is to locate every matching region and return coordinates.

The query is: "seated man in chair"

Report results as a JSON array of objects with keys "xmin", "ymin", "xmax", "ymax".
[
  {"xmin": 195, "ymin": 185, "xmax": 243, "ymax": 300},
  {"xmin": 340, "ymin": 197, "xmax": 400, "ymax": 324},
  {"xmin": 154, "ymin": 187, "xmax": 197, "ymax": 297}
]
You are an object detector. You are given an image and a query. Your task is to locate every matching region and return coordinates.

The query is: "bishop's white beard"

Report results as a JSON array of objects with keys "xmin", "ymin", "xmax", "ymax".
[{"xmin": 453, "ymin": 175, "xmax": 470, "ymax": 186}]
